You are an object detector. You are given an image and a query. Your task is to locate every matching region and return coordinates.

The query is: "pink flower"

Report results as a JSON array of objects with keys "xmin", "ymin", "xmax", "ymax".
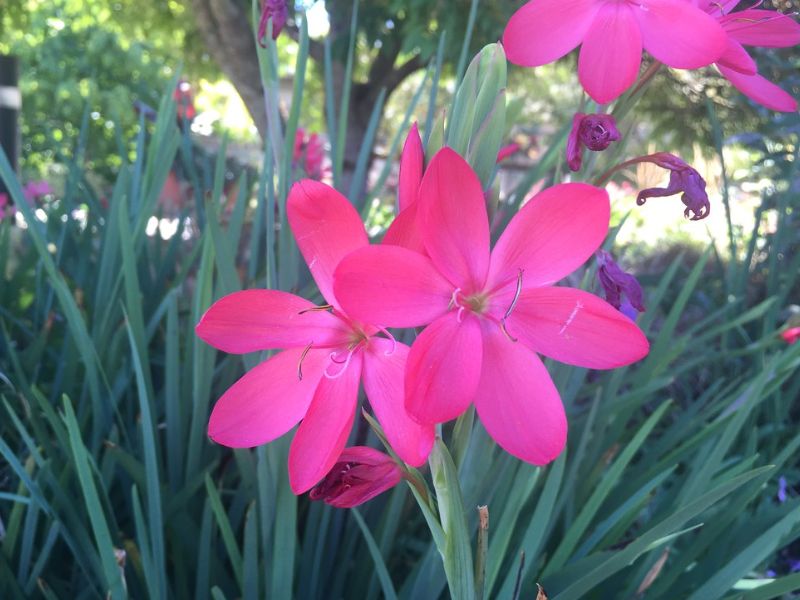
[
  {"xmin": 382, "ymin": 124, "xmax": 426, "ymax": 254},
  {"xmin": 196, "ymin": 181, "xmax": 433, "ymax": 494},
  {"xmin": 566, "ymin": 113, "xmax": 621, "ymax": 172},
  {"xmin": 0, "ymin": 192, "xmax": 15, "ymax": 221},
  {"xmin": 334, "ymin": 149, "xmax": 649, "ymax": 465},
  {"xmin": 635, "ymin": 152, "xmax": 710, "ymax": 220},
  {"xmin": 596, "ymin": 250, "xmax": 645, "ymax": 316},
  {"xmin": 292, "ymin": 128, "xmax": 328, "ymax": 181},
  {"xmin": 309, "ymin": 446, "xmax": 403, "ymax": 508},
  {"xmin": 497, "ymin": 143, "xmax": 522, "ymax": 164},
  {"xmin": 698, "ymin": 1, "xmax": 800, "ymax": 112},
  {"xmin": 258, "ymin": 0, "xmax": 288, "ymax": 44},
  {"xmin": 22, "ymin": 180, "xmax": 52, "ymax": 202},
  {"xmin": 503, "ymin": 0, "xmax": 728, "ymax": 103},
  {"xmin": 781, "ymin": 326, "xmax": 800, "ymax": 345}
]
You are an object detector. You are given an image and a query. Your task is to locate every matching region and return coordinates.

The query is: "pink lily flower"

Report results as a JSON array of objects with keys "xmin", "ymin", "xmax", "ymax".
[
  {"xmin": 309, "ymin": 446, "xmax": 404, "ymax": 508},
  {"xmin": 196, "ymin": 181, "xmax": 433, "ymax": 494},
  {"xmin": 382, "ymin": 123, "xmax": 426, "ymax": 254},
  {"xmin": 334, "ymin": 149, "xmax": 649, "ymax": 465},
  {"xmin": 698, "ymin": 1, "xmax": 800, "ymax": 112},
  {"xmin": 503, "ymin": 0, "xmax": 728, "ymax": 104}
]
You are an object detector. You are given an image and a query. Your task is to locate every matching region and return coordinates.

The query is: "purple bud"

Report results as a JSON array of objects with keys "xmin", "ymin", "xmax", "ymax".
[
  {"xmin": 596, "ymin": 250, "xmax": 645, "ymax": 316},
  {"xmin": 636, "ymin": 152, "xmax": 710, "ymax": 221},
  {"xmin": 566, "ymin": 112, "xmax": 621, "ymax": 172},
  {"xmin": 258, "ymin": 0, "xmax": 289, "ymax": 45}
]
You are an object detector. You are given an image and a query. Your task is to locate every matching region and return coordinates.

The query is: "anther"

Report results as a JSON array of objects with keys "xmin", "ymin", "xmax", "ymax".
[
  {"xmin": 297, "ymin": 343, "xmax": 313, "ymax": 380},
  {"xmin": 298, "ymin": 304, "xmax": 333, "ymax": 315},
  {"xmin": 501, "ymin": 320, "xmax": 518, "ymax": 343},
  {"xmin": 503, "ymin": 269, "xmax": 524, "ymax": 320}
]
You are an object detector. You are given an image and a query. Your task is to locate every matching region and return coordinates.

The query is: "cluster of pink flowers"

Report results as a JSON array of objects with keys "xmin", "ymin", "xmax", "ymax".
[{"xmin": 0, "ymin": 180, "xmax": 53, "ymax": 222}]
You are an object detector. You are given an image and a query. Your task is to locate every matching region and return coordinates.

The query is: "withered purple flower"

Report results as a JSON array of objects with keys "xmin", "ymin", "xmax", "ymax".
[
  {"xmin": 258, "ymin": 0, "xmax": 289, "ymax": 45},
  {"xmin": 567, "ymin": 113, "xmax": 621, "ymax": 172},
  {"xmin": 596, "ymin": 250, "xmax": 645, "ymax": 316},
  {"xmin": 636, "ymin": 153, "xmax": 710, "ymax": 221}
]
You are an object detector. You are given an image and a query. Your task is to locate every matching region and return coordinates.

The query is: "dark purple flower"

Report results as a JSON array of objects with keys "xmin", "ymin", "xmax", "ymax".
[
  {"xmin": 567, "ymin": 113, "xmax": 621, "ymax": 172},
  {"xmin": 258, "ymin": 0, "xmax": 289, "ymax": 45},
  {"xmin": 636, "ymin": 153, "xmax": 710, "ymax": 221},
  {"xmin": 596, "ymin": 250, "xmax": 645, "ymax": 316},
  {"xmin": 309, "ymin": 446, "xmax": 403, "ymax": 508}
]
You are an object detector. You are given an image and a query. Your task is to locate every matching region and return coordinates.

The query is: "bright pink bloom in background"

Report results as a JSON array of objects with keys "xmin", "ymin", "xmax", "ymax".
[
  {"xmin": 22, "ymin": 180, "xmax": 52, "ymax": 202},
  {"xmin": 196, "ymin": 181, "xmax": 433, "ymax": 494},
  {"xmin": 310, "ymin": 446, "xmax": 404, "ymax": 508},
  {"xmin": 334, "ymin": 149, "xmax": 649, "ymax": 465},
  {"xmin": 698, "ymin": 1, "xmax": 800, "ymax": 112},
  {"xmin": 497, "ymin": 143, "xmax": 522, "ymax": 164},
  {"xmin": 782, "ymin": 326, "xmax": 800, "ymax": 345},
  {"xmin": 382, "ymin": 123, "xmax": 426, "ymax": 254},
  {"xmin": 567, "ymin": 113, "xmax": 621, "ymax": 171},
  {"xmin": 503, "ymin": 0, "xmax": 728, "ymax": 103},
  {"xmin": 292, "ymin": 128, "xmax": 328, "ymax": 181}
]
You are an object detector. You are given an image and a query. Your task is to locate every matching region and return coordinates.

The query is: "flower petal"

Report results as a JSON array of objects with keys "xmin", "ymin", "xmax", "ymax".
[
  {"xmin": 288, "ymin": 352, "xmax": 362, "ymax": 493},
  {"xmin": 399, "ymin": 123, "xmax": 424, "ymax": 211},
  {"xmin": 287, "ymin": 180, "xmax": 368, "ymax": 307},
  {"xmin": 503, "ymin": 0, "xmax": 600, "ymax": 67},
  {"xmin": 419, "ymin": 148, "xmax": 490, "ymax": 291},
  {"xmin": 721, "ymin": 10, "xmax": 800, "ymax": 48},
  {"xmin": 405, "ymin": 313, "xmax": 482, "ymax": 424},
  {"xmin": 635, "ymin": 0, "xmax": 727, "ymax": 69},
  {"xmin": 334, "ymin": 245, "xmax": 452, "ymax": 328},
  {"xmin": 716, "ymin": 38, "xmax": 757, "ymax": 75},
  {"xmin": 208, "ymin": 347, "xmax": 329, "ymax": 447},
  {"xmin": 473, "ymin": 325, "xmax": 566, "ymax": 465},
  {"xmin": 383, "ymin": 202, "xmax": 426, "ymax": 254},
  {"xmin": 196, "ymin": 289, "xmax": 351, "ymax": 353},
  {"xmin": 718, "ymin": 65, "xmax": 798, "ymax": 112},
  {"xmin": 578, "ymin": 3, "xmax": 642, "ymax": 103},
  {"xmin": 506, "ymin": 287, "xmax": 650, "ymax": 369},
  {"xmin": 487, "ymin": 183, "xmax": 610, "ymax": 291},
  {"xmin": 362, "ymin": 338, "xmax": 435, "ymax": 466}
]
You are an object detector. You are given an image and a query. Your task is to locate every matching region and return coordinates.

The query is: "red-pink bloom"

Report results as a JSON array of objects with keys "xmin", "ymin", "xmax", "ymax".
[
  {"xmin": 258, "ymin": 0, "xmax": 288, "ymax": 44},
  {"xmin": 497, "ymin": 143, "xmax": 522, "ymax": 164},
  {"xmin": 382, "ymin": 123, "xmax": 426, "ymax": 254},
  {"xmin": 173, "ymin": 80, "xmax": 197, "ymax": 122},
  {"xmin": 22, "ymin": 180, "xmax": 52, "ymax": 203},
  {"xmin": 334, "ymin": 149, "xmax": 649, "ymax": 465},
  {"xmin": 196, "ymin": 181, "xmax": 433, "ymax": 494},
  {"xmin": 698, "ymin": 1, "xmax": 800, "ymax": 112},
  {"xmin": 566, "ymin": 113, "xmax": 621, "ymax": 172},
  {"xmin": 292, "ymin": 128, "xmax": 327, "ymax": 181},
  {"xmin": 309, "ymin": 446, "xmax": 403, "ymax": 508},
  {"xmin": 782, "ymin": 326, "xmax": 800, "ymax": 345},
  {"xmin": 503, "ymin": 0, "xmax": 728, "ymax": 103},
  {"xmin": 635, "ymin": 152, "xmax": 710, "ymax": 220},
  {"xmin": 0, "ymin": 192, "xmax": 15, "ymax": 221}
]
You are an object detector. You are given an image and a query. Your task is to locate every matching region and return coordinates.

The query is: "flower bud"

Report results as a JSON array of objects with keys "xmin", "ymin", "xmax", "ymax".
[
  {"xmin": 596, "ymin": 250, "xmax": 645, "ymax": 316},
  {"xmin": 567, "ymin": 113, "xmax": 621, "ymax": 172},
  {"xmin": 258, "ymin": 0, "xmax": 288, "ymax": 45},
  {"xmin": 309, "ymin": 446, "xmax": 403, "ymax": 508}
]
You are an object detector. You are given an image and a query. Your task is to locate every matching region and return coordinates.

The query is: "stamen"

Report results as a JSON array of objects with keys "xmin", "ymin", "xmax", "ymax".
[
  {"xmin": 297, "ymin": 342, "xmax": 313, "ymax": 380},
  {"xmin": 501, "ymin": 320, "xmax": 518, "ymax": 343},
  {"xmin": 298, "ymin": 304, "xmax": 334, "ymax": 315},
  {"xmin": 375, "ymin": 326, "xmax": 397, "ymax": 356},
  {"xmin": 503, "ymin": 269, "xmax": 524, "ymax": 320},
  {"xmin": 324, "ymin": 349, "xmax": 355, "ymax": 379}
]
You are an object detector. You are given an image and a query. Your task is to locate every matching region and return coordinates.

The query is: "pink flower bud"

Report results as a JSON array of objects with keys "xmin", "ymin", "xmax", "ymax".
[
  {"xmin": 567, "ymin": 113, "xmax": 621, "ymax": 172},
  {"xmin": 781, "ymin": 326, "xmax": 800, "ymax": 345},
  {"xmin": 258, "ymin": 0, "xmax": 288, "ymax": 45},
  {"xmin": 309, "ymin": 446, "xmax": 404, "ymax": 508}
]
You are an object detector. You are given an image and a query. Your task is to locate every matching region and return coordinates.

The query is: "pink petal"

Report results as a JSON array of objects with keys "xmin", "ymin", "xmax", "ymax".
[
  {"xmin": 635, "ymin": 0, "xmax": 727, "ymax": 69},
  {"xmin": 405, "ymin": 313, "xmax": 482, "ymax": 425},
  {"xmin": 578, "ymin": 3, "xmax": 643, "ymax": 103},
  {"xmin": 503, "ymin": 0, "xmax": 600, "ymax": 67},
  {"xmin": 196, "ymin": 289, "xmax": 351, "ymax": 353},
  {"xmin": 719, "ymin": 65, "xmax": 798, "ymax": 112},
  {"xmin": 287, "ymin": 180, "xmax": 368, "ymax": 307},
  {"xmin": 716, "ymin": 38, "xmax": 757, "ymax": 75},
  {"xmin": 473, "ymin": 325, "xmax": 566, "ymax": 465},
  {"xmin": 334, "ymin": 245, "xmax": 452, "ymax": 328},
  {"xmin": 399, "ymin": 123, "xmax": 424, "ymax": 211},
  {"xmin": 208, "ymin": 347, "xmax": 329, "ymax": 448},
  {"xmin": 362, "ymin": 338, "xmax": 435, "ymax": 466},
  {"xmin": 288, "ymin": 352, "xmax": 363, "ymax": 493},
  {"xmin": 721, "ymin": 10, "xmax": 800, "ymax": 48},
  {"xmin": 505, "ymin": 287, "xmax": 650, "ymax": 369},
  {"xmin": 487, "ymin": 183, "xmax": 610, "ymax": 292},
  {"xmin": 419, "ymin": 148, "xmax": 490, "ymax": 291},
  {"xmin": 383, "ymin": 202, "xmax": 426, "ymax": 254}
]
